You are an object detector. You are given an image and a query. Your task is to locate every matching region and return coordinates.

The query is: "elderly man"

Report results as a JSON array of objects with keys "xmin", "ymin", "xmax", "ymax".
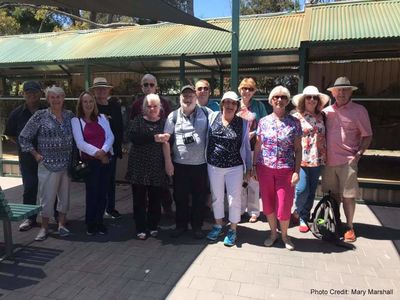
[
  {"xmin": 195, "ymin": 79, "xmax": 219, "ymax": 111},
  {"xmin": 130, "ymin": 74, "xmax": 173, "ymax": 216},
  {"xmin": 322, "ymin": 77, "xmax": 373, "ymax": 242},
  {"xmin": 90, "ymin": 77, "xmax": 124, "ymax": 219},
  {"xmin": 5, "ymin": 81, "xmax": 46, "ymax": 231},
  {"xmin": 164, "ymin": 85, "xmax": 210, "ymax": 239}
]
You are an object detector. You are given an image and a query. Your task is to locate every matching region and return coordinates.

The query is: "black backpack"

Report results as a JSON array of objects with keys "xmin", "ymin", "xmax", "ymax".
[{"xmin": 309, "ymin": 192, "xmax": 342, "ymax": 242}]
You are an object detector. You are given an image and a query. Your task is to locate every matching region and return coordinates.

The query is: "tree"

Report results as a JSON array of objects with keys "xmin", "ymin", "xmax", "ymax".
[
  {"xmin": 240, "ymin": 0, "xmax": 300, "ymax": 15},
  {"xmin": 0, "ymin": 11, "xmax": 20, "ymax": 35}
]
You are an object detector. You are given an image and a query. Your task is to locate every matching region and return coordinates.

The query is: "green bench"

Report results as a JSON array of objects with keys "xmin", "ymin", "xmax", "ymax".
[{"xmin": 0, "ymin": 187, "xmax": 41, "ymax": 259}]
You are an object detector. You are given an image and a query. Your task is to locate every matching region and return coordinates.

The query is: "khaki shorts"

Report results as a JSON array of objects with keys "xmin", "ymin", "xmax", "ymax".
[{"xmin": 321, "ymin": 162, "xmax": 359, "ymax": 199}]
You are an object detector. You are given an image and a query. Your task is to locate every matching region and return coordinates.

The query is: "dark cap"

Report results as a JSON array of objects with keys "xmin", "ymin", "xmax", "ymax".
[
  {"xmin": 23, "ymin": 81, "xmax": 41, "ymax": 92},
  {"xmin": 180, "ymin": 85, "xmax": 196, "ymax": 93}
]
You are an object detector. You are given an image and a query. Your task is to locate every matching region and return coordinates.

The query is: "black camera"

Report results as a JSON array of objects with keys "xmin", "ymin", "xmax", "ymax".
[{"xmin": 183, "ymin": 135, "xmax": 195, "ymax": 145}]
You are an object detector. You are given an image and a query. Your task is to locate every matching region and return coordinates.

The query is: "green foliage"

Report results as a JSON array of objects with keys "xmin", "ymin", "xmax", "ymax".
[
  {"xmin": 240, "ymin": 0, "xmax": 300, "ymax": 14},
  {"xmin": 0, "ymin": 11, "xmax": 20, "ymax": 35}
]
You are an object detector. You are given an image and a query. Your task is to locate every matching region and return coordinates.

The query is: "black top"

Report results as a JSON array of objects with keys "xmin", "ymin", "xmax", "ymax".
[
  {"xmin": 4, "ymin": 103, "xmax": 46, "ymax": 152},
  {"xmin": 97, "ymin": 97, "xmax": 124, "ymax": 158},
  {"xmin": 207, "ymin": 114, "xmax": 243, "ymax": 168}
]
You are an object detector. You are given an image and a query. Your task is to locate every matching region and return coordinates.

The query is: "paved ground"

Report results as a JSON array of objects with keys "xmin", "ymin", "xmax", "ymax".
[{"xmin": 0, "ymin": 177, "xmax": 399, "ymax": 300}]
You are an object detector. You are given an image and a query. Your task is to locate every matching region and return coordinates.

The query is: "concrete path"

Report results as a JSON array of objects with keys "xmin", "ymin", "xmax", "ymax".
[{"xmin": 0, "ymin": 178, "xmax": 399, "ymax": 300}]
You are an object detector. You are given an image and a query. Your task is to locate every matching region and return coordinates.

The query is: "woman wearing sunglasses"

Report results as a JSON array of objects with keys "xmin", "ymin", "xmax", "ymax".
[
  {"xmin": 236, "ymin": 77, "xmax": 267, "ymax": 223},
  {"xmin": 291, "ymin": 86, "xmax": 329, "ymax": 233},
  {"xmin": 253, "ymin": 86, "xmax": 302, "ymax": 250}
]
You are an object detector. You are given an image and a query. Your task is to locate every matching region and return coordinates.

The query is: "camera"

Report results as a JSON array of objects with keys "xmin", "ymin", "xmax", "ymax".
[{"xmin": 183, "ymin": 135, "xmax": 195, "ymax": 145}]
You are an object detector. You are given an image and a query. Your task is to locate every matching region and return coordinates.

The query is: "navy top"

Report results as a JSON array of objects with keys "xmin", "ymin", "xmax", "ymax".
[{"xmin": 207, "ymin": 114, "xmax": 243, "ymax": 168}]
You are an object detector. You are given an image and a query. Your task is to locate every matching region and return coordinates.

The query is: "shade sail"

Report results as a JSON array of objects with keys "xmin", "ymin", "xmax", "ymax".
[{"xmin": 6, "ymin": 0, "xmax": 229, "ymax": 32}]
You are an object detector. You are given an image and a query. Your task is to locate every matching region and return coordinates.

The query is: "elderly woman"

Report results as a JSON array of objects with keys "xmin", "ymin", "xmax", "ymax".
[
  {"xmin": 253, "ymin": 86, "xmax": 302, "ymax": 251},
  {"xmin": 236, "ymin": 77, "xmax": 267, "ymax": 223},
  {"xmin": 126, "ymin": 94, "xmax": 169, "ymax": 240},
  {"xmin": 71, "ymin": 91, "xmax": 114, "ymax": 235},
  {"xmin": 206, "ymin": 91, "xmax": 251, "ymax": 247},
  {"xmin": 19, "ymin": 86, "xmax": 74, "ymax": 241},
  {"xmin": 291, "ymin": 86, "xmax": 328, "ymax": 232}
]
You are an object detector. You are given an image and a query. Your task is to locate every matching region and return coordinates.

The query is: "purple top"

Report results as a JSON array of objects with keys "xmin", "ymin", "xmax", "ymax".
[{"xmin": 256, "ymin": 113, "xmax": 302, "ymax": 169}]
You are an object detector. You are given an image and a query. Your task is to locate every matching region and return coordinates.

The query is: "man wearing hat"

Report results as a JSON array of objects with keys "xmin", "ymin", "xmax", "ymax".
[
  {"xmin": 91, "ymin": 77, "xmax": 124, "ymax": 219},
  {"xmin": 322, "ymin": 77, "xmax": 373, "ymax": 242},
  {"xmin": 163, "ymin": 85, "xmax": 211, "ymax": 239},
  {"xmin": 4, "ymin": 81, "xmax": 46, "ymax": 231}
]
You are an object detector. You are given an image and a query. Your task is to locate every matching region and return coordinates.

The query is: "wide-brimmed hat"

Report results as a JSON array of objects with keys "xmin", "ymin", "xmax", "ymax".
[
  {"xmin": 327, "ymin": 76, "xmax": 358, "ymax": 91},
  {"xmin": 23, "ymin": 81, "xmax": 41, "ymax": 92},
  {"xmin": 221, "ymin": 91, "xmax": 240, "ymax": 102},
  {"xmin": 90, "ymin": 77, "xmax": 113, "ymax": 89},
  {"xmin": 292, "ymin": 85, "xmax": 330, "ymax": 108},
  {"xmin": 180, "ymin": 85, "xmax": 195, "ymax": 93}
]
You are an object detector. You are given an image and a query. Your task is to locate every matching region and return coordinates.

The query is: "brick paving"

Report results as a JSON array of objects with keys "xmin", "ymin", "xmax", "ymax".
[{"xmin": 0, "ymin": 178, "xmax": 399, "ymax": 300}]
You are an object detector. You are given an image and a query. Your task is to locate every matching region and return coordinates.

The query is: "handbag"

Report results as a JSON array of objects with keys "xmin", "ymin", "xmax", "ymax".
[{"xmin": 69, "ymin": 118, "xmax": 91, "ymax": 181}]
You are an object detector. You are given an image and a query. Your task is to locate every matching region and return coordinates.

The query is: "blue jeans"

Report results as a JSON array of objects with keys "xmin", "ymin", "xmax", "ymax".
[
  {"xmin": 105, "ymin": 156, "xmax": 117, "ymax": 212},
  {"xmin": 295, "ymin": 166, "xmax": 321, "ymax": 222},
  {"xmin": 85, "ymin": 160, "xmax": 111, "ymax": 225},
  {"xmin": 19, "ymin": 152, "xmax": 39, "ymax": 221}
]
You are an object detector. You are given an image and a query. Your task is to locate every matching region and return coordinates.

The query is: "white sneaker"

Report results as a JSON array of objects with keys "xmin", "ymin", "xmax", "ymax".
[
  {"xmin": 35, "ymin": 228, "xmax": 48, "ymax": 241},
  {"xmin": 58, "ymin": 226, "xmax": 70, "ymax": 237},
  {"xmin": 282, "ymin": 236, "xmax": 295, "ymax": 251}
]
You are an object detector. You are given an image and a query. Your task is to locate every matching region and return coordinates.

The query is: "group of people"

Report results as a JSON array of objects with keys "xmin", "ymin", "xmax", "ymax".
[{"xmin": 4, "ymin": 74, "xmax": 372, "ymax": 250}]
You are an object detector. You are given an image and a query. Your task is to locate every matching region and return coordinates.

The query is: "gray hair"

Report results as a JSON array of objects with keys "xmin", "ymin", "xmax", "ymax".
[
  {"xmin": 45, "ymin": 86, "xmax": 65, "ymax": 98},
  {"xmin": 268, "ymin": 85, "xmax": 291, "ymax": 105},
  {"xmin": 141, "ymin": 74, "xmax": 157, "ymax": 86},
  {"xmin": 142, "ymin": 93, "xmax": 162, "ymax": 113}
]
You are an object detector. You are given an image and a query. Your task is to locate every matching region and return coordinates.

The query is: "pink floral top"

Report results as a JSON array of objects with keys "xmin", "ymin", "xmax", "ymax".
[
  {"xmin": 256, "ymin": 114, "xmax": 302, "ymax": 169},
  {"xmin": 292, "ymin": 111, "xmax": 326, "ymax": 167}
]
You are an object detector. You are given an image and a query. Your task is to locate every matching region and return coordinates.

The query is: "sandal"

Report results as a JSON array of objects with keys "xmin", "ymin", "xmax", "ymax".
[{"xmin": 249, "ymin": 215, "xmax": 258, "ymax": 223}]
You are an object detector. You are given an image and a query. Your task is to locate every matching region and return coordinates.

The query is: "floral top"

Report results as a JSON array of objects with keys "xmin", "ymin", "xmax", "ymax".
[
  {"xmin": 256, "ymin": 113, "xmax": 302, "ymax": 169},
  {"xmin": 292, "ymin": 111, "xmax": 326, "ymax": 167}
]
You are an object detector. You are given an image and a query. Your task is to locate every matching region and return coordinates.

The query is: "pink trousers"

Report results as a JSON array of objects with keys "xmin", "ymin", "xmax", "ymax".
[{"xmin": 257, "ymin": 165, "xmax": 294, "ymax": 221}]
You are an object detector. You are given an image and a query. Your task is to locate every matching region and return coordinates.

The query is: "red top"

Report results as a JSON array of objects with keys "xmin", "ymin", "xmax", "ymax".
[{"xmin": 81, "ymin": 121, "xmax": 106, "ymax": 160}]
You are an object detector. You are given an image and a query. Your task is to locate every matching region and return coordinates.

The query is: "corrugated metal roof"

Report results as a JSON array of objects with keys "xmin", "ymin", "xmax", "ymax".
[
  {"xmin": 0, "ymin": 13, "xmax": 303, "ymax": 64},
  {"xmin": 309, "ymin": 0, "xmax": 400, "ymax": 41}
]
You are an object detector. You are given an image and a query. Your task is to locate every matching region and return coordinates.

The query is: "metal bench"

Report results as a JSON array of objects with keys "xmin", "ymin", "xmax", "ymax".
[{"xmin": 0, "ymin": 187, "xmax": 41, "ymax": 259}]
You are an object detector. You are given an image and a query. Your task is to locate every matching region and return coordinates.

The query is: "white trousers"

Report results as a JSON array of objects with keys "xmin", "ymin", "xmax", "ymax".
[
  {"xmin": 38, "ymin": 162, "xmax": 70, "ymax": 218},
  {"xmin": 208, "ymin": 164, "xmax": 243, "ymax": 224},
  {"xmin": 241, "ymin": 177, "xmax": 260, "ymax": 217}
]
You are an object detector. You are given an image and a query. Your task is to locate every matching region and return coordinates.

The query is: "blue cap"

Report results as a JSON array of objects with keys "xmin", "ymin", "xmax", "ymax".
[{"xmin": 23, "ymin": 81, "xmax": 41, "ymax": 92}]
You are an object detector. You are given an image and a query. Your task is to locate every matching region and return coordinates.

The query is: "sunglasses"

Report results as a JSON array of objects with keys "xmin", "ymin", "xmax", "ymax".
[
  {"xmin": 305, "ymin": 95, "xmax": 319, "ymax": 101},
  {"xmin": 241, "ymin": 87, "xmax": 255, "ymax": 92},
  {"xmin": 196, "ymin": 86, "xmax": 209, "ymax": 92},
  {"xmin": 272, "ymin": 95, "xmax": 288, "ymax": 101},
  {"xmin": 147, "ymin": 105, "xmax": 159, "ymax": 109},
  {"xmin": 143, "ymin": 83, "xmax": 155, "ymax": 88}
]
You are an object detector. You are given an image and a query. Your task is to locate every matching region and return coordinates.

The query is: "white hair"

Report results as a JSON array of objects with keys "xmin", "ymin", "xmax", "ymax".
[{"xmin": 45, "ymin": 86, "xmax": 65, "ymax": 98}]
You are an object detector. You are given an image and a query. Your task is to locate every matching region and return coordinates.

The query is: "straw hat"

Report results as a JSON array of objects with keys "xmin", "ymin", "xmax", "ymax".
[
  {"xmin": 90, "ymin": 77, "xmax": 113, "ymax": 89},
  {"xmin": 292, "ymin": 85, "xmax": 330, "ymax": 108},
  {"xmin": 327, "ymin": 76, "xmax": 358, "ymax": 91}
]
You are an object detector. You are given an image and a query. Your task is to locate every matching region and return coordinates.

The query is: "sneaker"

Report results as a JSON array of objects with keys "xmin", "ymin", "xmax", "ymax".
[
  {"xmin": 170, "ymin": 227, "xmax": 186, "ymax": 238},
  {"xmin": 97, "ymin": 224, "xmax": 108, "ymax": 235},
  {"xmin": 19, "ymin": 219, "xmax": 36, "ymax": 231},
  {"xmin": 105, "ymin": 209, "xmax": 122, "ymax": 219},
  {"xmin": 223, "ymin": 229, "xmax": 237, "ymax": 247},
  {"xmin": 206, "ymin": 225, "xmax": 223, "ymax": 241},
  {"xmin": 344, "ymin": 229, "xmax": 356, "ymax": 242},
  {"xmin": 35, "ymin": 228, "xmax": 48, "ymax": 241},
  {"xmin": 86, "ymin": 224, "xmax": 97, "ymax": 236},
  {"xmin": 58, "ymin": 226, "xmax": 70, "ymax": 237},
  {"xmin": 299, "ymin": 219, "xmax": 309, "ymax": 233},
  {"xmin": 282, "ymin": 236, "xmax": 295, "ymax": 251},
  {"xmin": 137, "ymin": 232, "xmax": 147, "ymax": 240},
  {"xmin": 150, "ymin": 230, "xmax": 158, "ymax": 237}
]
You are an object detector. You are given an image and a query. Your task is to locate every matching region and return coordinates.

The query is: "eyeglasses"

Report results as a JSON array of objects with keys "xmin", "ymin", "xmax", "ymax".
[
  {"xmin": 196, "ymin": 86, "xmax": 209, "ymax": 92},
  {"xmin": 272, "ymin": 95, "xmax": 288, "ymax": 101},
  {"xmin": 143, "ymin": 83, "xmax": 155, "ymax": 88},
  {"xmin": 241, "ymin": 87, "xmax": 255, "ymax": 92},
  {"xmin": 305, "ymin": 95, "xmax": 319, "ymax": 101}
]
